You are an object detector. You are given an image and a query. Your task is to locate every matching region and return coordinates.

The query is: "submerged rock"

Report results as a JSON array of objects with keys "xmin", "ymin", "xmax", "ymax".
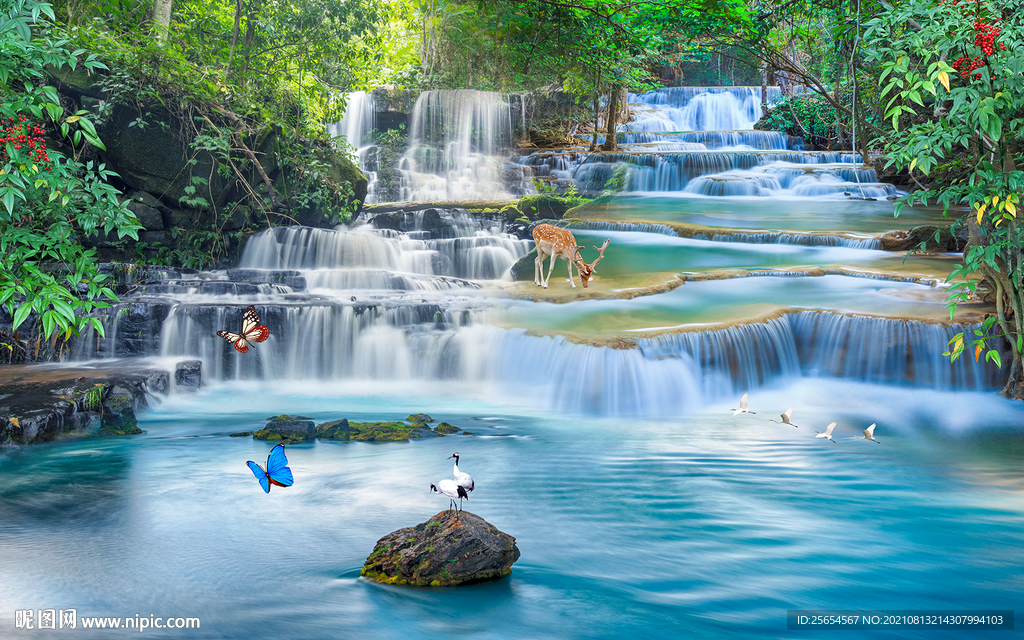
[
  {"xmin": 254, "ymin": 415, "xmax": 315, "ymax": 443},
  {"xmin": 361, "ymin": 511, "xmax": 520, "ymax": 586}
]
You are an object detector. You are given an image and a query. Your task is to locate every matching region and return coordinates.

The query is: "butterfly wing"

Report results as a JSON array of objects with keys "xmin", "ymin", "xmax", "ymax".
[
  {"xmin": 217, "ymin": 330, "xmax": 250, "ymax": 353},
  {"xmin": 247, "ymin": 460, "xmax": 271, "ymax": 493},
  {"xmin": 241, "ymin": 306, "xmax": 270, "ymax": 343},
  {"xmin": 266, "ymin": 444, "xmax": 294, "ymax": 487}
]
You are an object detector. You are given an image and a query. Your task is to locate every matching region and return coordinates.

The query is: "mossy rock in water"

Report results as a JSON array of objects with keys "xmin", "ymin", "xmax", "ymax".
[
  {"xmin": 255, "ymin": 415, "xmax": 315, "ymax": 443},
  {"xmin": 435, "ymin": 422, "xmax": 461, "ymax": 435},
  {"xmin": 348, "ymin": 421, "xmax": 437, "ymax": 442},
  {"xmin": 98, "ymin": 385, "xmax": 142, "ymax": 436},
  {"xmin": 316, "ymin": 418, "xmax": 357, "ymax": 440},
  {"xmin": 361, "ymin": 511, "xmax": 520, "ymax": 586},
  {"xmin": 406, "ymin": 413, "xmax": 434, "ymax": 424}
]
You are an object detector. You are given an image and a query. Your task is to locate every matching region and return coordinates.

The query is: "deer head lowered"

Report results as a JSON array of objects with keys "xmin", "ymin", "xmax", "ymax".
[{"xmin": 531, "ymin": 224, "xmax": 610, "ymax": 289}]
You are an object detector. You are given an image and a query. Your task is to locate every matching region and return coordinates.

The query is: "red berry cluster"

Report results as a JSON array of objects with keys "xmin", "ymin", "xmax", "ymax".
[
  {"xmin": 1, "ymin": 115, "xmax": 53, "ymax": 170},
  {"xmin": 972, "ymin": 21, "xmax": 1002, "ymax": 55},
  {"xmin": 952, "ymin": 54, "xmax": 985, "ymax": 80},
  {"xmin": 950, "ymin": 18, "xmax": 1009, "ymax": 82}
]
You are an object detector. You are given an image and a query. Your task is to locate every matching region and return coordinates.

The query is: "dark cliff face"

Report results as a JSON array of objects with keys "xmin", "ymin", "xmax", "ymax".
[{"xmin": 362, "ymin": 510, "xmax": 520, "ymax": 586}]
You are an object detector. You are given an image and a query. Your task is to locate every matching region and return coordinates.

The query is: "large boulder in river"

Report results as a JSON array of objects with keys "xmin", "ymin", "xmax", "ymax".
[
  {"xmin": 361, "ymin": 511, "xmax": 520, "ymax": 586},
  {"xmin": 254, "ymin": 415, "xmax": 315, "ymax": 443},
  {"xmin": 509, "ymin": 248, "xmax": 538, "ymax": 281}
]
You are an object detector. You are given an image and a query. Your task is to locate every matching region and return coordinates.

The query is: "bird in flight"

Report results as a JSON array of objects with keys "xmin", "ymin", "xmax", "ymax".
[
  {"xmin": 815, "ymin": 422, "xmax": 837, "ymax": 443},
  {"xmin": 731, "ymin": 393, "xmax": 756, "ymax": 416},
  {"xmin": 770, "ymin": 408, "xmax": 799, "ymax": 427}
]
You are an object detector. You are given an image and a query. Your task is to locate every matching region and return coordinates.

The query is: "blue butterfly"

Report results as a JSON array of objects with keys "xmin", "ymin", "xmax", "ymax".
[{"xmin": 246, "ymin": 444, "xmax": 294, "ymax": 493}]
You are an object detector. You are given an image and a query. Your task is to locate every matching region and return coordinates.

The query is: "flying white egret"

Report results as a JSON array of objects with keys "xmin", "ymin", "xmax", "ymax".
[
  {"xmin": 854, "ymin": 423, "xmax": 881, "ymax": 443},
  {"xmin": 815, "ymin": 421, "xmax": 837, "ymax": 443},
  {"xmin": 731, "ymin": 393, "xmax": 756, "ymax": 416},
  {"xmin": 430, "ymin": 480, "xmax": 469, "ymax": 513},
  {"xmin": 770, "ymin": 408, "xmax": 799, "ymax": 428},
  {"xmin": 448, "ymin": 452, "xmax": 475, "ymax": 493}
]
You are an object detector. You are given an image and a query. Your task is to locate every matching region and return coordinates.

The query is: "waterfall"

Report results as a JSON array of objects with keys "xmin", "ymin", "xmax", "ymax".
[
  {"xmin": 328, "ymin": 91, "xmax": 379, "ymax": 203},
  {"xmin": 624, "ymin": 87, "xmax": 774, "ymax": 132},
  {"xmin": 76, "ymin": 294, "xmax": 1000, "ymax": 416},
  {"xmin": 398, "ymin": 90, "xmax": 518, "ymax": 201}
]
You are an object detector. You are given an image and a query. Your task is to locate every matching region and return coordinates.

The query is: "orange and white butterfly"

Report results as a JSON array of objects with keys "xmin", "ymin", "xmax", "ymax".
[{"xmin": 216, "ymin": 305, "xmax": 270, "ymax": 353}]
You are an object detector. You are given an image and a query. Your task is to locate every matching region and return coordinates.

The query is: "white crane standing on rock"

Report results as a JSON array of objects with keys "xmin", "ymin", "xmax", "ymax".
[
  {"xmin": 430, "ymin": 480, "xmax": 469, "ymax": 513},
  {"xmin": 449, "ymin": 452, "xmax": 475, "ymax": 494},
  {"xmin": 731, "ymin": 393, "xmax": 756, "ymax": 416}
]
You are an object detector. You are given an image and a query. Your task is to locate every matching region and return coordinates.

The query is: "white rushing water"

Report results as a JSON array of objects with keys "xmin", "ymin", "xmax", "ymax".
[
  {"xmin": 328, "ymin": 91, "xmax": 379, "ymax": 203},
  {"xmin": 398, "ymin": 90, "xmax": 520, "ymax": 201},
  {"xmin": 510, "ymin": 85, "xmax": 895, "ymax": 200},
  {"xmin": 73, "ymin": 210, "xmax": 995, "ymax": 417}
]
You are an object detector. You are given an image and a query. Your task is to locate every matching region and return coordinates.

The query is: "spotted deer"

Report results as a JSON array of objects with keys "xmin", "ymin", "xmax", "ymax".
[{"xmin": 531, "ymin": 224, "xmax": 610, "ymax": 289}]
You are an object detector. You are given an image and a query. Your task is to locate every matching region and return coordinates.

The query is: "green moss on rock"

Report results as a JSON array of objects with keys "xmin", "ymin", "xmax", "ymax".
[{"xmin": 435, "ymin": 422, "xmax": 461, "ymax": 434}]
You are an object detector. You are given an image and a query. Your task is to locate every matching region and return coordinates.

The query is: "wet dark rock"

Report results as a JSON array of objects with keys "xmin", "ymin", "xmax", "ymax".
[
  {"xmin": 229, "ymin": 431, "xmax": 253, "ymax": 437},
  {"xmin": 164, "ymin": 208, "xmax": 194, "ymax": 228},
  {"xmin": 128, "ymin": 190, "xmax": 169, "ymax": 213},
  {"xmin": 430, "ymin": 252, "xmax": 453, "ymax": 274},
  {"xmin": 509, "ymin": 248, "xmax": 538, "ymax": 281},
  {"xmin": 139, "ymin": 230, "xmax": 168, "ymax": 244},
  {"xmin": 254, "ymin": 415, "xmax": 316, "ymax": 443},
  {"xmin": 361, "ymin": 511, "xmax": 520, "ymax": 586},
  {"xmin": 174, "ymin": 360, "xmax": 202, "ymax": 390},
  {"xmin": 128, "ymin": 200, "xmax": 164, "ymax": 230},
  {"xmin": 99, "ymin": 385, "xmax": 142, "ymax": 435},
  {"xmin": 0, "ymin": 364, "xmax": 169, "ymax": 446}
]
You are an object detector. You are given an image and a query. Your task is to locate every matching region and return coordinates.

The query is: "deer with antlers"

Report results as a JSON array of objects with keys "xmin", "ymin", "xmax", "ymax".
[{"xmin": 532, "ymin": 224, "xmax": 610, "ymax": 289}]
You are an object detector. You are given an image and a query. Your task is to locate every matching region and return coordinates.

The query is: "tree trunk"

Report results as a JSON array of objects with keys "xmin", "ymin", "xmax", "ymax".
[
  {"xmin": 228, "ymin": 0, "xmax": 242, "ymax": 73},
  {"xmin": 151, "ymin": 0, "xmax": 173, "ymax": 44},
  {"xmin": 761, "ymin": 67, "xmax": 768, "ymax": 107},
  {"xmin": 601, "ymin": 83, "xmax": 622, "ymax": 152},
  {"xmin": 590, "ymin": 92, "xmax": 600, "ymax": 152}
]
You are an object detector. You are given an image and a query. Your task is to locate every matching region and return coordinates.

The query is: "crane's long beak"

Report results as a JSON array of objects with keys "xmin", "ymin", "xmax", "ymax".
[{"xmin": 447, "ymin": 455, "xmax": 455, "ymax": 460}]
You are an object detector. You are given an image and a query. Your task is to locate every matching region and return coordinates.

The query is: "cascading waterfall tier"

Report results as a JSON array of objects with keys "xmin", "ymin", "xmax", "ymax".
[
  {"xmin": 625, "ymin": 86, "xmax": 778, "ymax": 132},
  {"xmin": 511, "ymin": 84, "xmax": 895, "ymax": 199},
  {"xmin": 398, "ymin": 90, "xmax": 522, "ymax": 201},
  {"xmin": 328, "ymin": 91, "xmax": 379, "ymax": 203}
]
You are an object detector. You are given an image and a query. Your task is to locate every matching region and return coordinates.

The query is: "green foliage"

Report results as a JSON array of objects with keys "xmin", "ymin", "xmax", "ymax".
[
  {"xmin": 866, "ymin": 0, "xmax": 1024, "ymax": 395},
  {"xmin": 0, "ymin": 0, "xmax": 140, "ymax": 341},
  {"xmin": 762, "ymin": 94, "xmax": 838, "ymax": 146},
  {"xmin": 419, "ymin": 0, "xmax": 752, "ymax": 98}
]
